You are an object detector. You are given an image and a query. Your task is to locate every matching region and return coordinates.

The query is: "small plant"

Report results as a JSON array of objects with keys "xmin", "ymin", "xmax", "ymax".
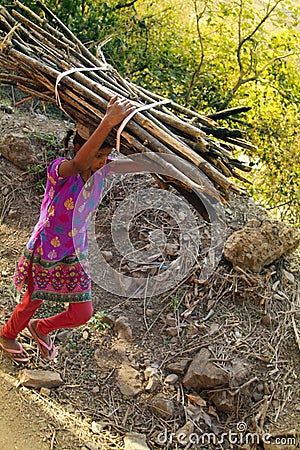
[
  {"xmin": 26, "ymin": 132, "xmax": 63, "ymax": 193},
  {"xmin": 89, "ymin": 311, "xmax": 111, "ymax": 331},
  {"xmin": 169, "ymin": 293, "xmax": 182, "ymax": 312}
]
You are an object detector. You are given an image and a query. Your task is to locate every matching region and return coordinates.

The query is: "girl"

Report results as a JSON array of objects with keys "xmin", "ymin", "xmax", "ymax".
[{"xmin": 0, "ymin": 95, "xmax": 135, "ymax": 363}]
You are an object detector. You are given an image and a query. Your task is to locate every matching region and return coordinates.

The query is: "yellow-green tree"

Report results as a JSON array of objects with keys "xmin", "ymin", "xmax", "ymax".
[{"xmin": 7, "ymin": 0, "xmax": 300, "ymax": 224}]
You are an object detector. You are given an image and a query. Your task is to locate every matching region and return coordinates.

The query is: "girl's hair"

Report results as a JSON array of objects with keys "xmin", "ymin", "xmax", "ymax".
[
  {"xmin": 64, "ymin": 130, "xmax": 87, "ymax": 149},
  {"xmin": 64, "ymin": 129, "xmax": 112, "ymax": 152}
]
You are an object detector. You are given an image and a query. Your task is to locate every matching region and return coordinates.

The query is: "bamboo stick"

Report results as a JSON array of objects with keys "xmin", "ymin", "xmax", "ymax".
[{"xmin": 0, "ymin": 2, "xmax": 255, "ymax": 196}]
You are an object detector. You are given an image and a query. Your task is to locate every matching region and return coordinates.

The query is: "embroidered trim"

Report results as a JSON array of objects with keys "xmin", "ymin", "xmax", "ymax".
[{"xmin": 31, "ymin": 289, "xmax": 92, "ymax": 303}]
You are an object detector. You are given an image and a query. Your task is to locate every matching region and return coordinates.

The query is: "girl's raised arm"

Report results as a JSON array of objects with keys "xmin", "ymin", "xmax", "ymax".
[{"xmin": 59, "ymin": 96, "xmax": 135, "ymax": 178}]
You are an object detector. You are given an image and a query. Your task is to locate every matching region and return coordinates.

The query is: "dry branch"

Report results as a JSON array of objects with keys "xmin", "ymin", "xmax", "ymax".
[{"xmin": 0, "ymin": 1, "xmax": 257, "ymax": 203}]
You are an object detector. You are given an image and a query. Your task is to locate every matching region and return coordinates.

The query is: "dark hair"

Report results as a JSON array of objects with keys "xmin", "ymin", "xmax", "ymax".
[
  {"xmin": 73, "ymin": 132, "xmax": 87, "ymax": 148},
  {"xmin": 64, "ymin": 129, "xmax": 112, "ymax": 153},
  {"xmin": 64, "ymin": 130, "xmax": 87, "ymax": 150}
]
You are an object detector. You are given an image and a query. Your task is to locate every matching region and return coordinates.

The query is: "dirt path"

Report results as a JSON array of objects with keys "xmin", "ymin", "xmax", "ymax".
[
  {"xmin": 0, "ymin": 357, "xmax": 87, "ymax": 450},
  {"xmin": 0, "ymin": 107, "xmax": 299, "ymax": 450},
  {"xmin": 0, "ymin": 362, "xmax": 50, "ymax": 450}
]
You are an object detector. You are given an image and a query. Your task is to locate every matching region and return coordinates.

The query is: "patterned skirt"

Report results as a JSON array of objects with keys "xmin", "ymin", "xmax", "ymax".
[{"xmin": 13, "ymin": 245, "xmax": 92, "ymax": 303}]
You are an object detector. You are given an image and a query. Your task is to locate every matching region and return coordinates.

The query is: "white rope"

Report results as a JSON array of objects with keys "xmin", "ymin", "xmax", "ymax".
[
  {"xmin": 55, "ymin": 67, "xmax": 171, "ymax": 150},
  {"xmin": 115, "ymin": 99, "xmax": 170, "ymax": 152},
  {"xmin": 54, "ymin": 65, "xmax": 112, "ymax": 112}
]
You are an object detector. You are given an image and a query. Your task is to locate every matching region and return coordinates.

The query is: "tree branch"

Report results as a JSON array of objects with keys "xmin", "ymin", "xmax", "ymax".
[
  {"xmin": 185, "ymin": 0, "xmax": 207, "ymax": 106},
  {"xmin": 115, "ymin": 0, "xmax": 139, "ymax": 10},
  {"xmin": 218, "ymin": 52, "xmax": 293, "ymax": 110}
]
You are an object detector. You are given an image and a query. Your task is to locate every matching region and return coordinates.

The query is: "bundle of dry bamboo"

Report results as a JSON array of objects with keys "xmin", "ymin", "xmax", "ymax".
[{"xmin": 0, "ymin": 1, "xmax": 256, "ymax": 202}]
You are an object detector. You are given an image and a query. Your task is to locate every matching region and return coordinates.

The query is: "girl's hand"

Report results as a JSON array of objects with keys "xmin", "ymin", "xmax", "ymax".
[{"xmin": 103, "ymin": 95, "xmax": 136, "ymax": 127}]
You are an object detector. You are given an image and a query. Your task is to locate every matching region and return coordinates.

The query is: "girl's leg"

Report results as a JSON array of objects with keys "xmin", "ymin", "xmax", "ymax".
[
  {"xmin": 28, "ymin": 301, "xmax": 93, "ymax": 361},
  {"xmin": 0, "ymin": 288, "xmax": 42, "ymax": 341},
  {"xmin": 1, "ymin": 241, "xmax": 41, "ymax": 345},
  {"xmin": 31, "ymin": 301, "xmax": 94, "ymax": 336}
]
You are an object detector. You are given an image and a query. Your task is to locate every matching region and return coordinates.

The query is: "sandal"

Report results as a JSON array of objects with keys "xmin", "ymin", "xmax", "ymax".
[
  {"xmin": 27, "ymin": 319, "xmax": 57, "ymax": 361},
  {"xmin": 0, "ymin": 340, "xmax": 30, "ymax": 364}
]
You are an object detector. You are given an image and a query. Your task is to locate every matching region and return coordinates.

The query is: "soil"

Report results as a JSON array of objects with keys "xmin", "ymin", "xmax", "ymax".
[{"xmin": 0, "ymin": 102, "xmax": 299, "ymax": 450}]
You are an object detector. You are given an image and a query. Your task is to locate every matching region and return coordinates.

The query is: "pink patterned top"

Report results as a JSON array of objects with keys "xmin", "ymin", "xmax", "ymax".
[{"xmin": 13, "ymin": 157, "xmax": 111, "ymax": 303}]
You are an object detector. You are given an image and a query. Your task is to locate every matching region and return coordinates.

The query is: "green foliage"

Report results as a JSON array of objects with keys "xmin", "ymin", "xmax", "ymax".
[
  {"xmin": 27, "ymin": 132, "xmax": 62, "ymax": 193},
  {"xmin": 89, "ymin": 311, "xmax": 111, "ymax": 331},
  {"xmin": 10, "ymin": 0, "xmax": 300, "ymax": 224}
]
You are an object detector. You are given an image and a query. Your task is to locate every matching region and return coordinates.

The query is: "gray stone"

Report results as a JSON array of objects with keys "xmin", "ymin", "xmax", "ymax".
[
  {"xmin": 164, "ymin": 374, "xmax": 179, "ymax": 385},
  {"xmin": 117, "ymin": 362, "xmax": 143, "ymax": 397},
  {"xmin": 183, "ymin": 348, "xmax": 229, "ymax": 390},
  {"xmin": 223, "ymin": 218, "xmax": 300, "ymax": 272},
  {"xmin": 176, "ymin": 421, "xmax": 195, "ymax": 445},
  {"xmin": 145, "ymin": 376, "xmax": 160, "ymax": 393},
  {"xmin": 166, "ymin": 359, "xmax": 191, "ymax": 375},
  {"xmin": 144, "ymin": 366, "xmax": 160, "ymax": 392},
  {"xmin": 101, "ymin": 251, "xmax": 113, "ymax": 262},
  {"xmin": 0, "ymin": 134, "xmax": 37, "ymax": 170},
  {"xmin": 144, "ymin": 366, "xmax": 159, "ymax": 380},
  {"xmin": 210, "ymin": 390, "xmax": 236, "ymax": 413},
  {"xmin": 229, "ymin": 359, "xmax": 251, "ymax": 388},
  {"xmin": 18, "ymin": 369, "xmax": 63, "ymax": 388},
  {"xmin": 115, "ymin": 316, "xmax": 133, "ymax": 341},
  {"xmin": 124, "ymin": 432, "xmax": 150, "ymax": 450},
  {"xmin": 150, "ymin": 397, "xmax": 175, "ymax": 419}
]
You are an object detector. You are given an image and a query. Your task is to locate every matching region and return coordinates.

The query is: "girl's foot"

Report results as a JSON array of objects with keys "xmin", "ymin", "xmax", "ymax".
[
  {"xmin": 27, "ymin": 319, "xmax": 57, "ymax": 361},
  {"xmin": 0, "ymin": 330, "xmax": 30, "ymax": 363}
]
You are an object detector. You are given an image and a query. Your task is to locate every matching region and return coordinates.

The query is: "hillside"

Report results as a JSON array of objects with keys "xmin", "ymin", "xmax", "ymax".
[{"xmin": 0, "ymin": 101, "xmax": 299, "ymax": 450}]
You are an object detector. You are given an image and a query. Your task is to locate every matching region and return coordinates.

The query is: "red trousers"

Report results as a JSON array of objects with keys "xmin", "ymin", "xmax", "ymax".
[{"xmin": 1, "ymin": 255, "xmax": 93, "ymax": 340}]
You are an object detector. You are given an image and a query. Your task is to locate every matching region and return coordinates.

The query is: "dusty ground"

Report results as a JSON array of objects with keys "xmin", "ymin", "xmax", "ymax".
[{"xmin": 0, "ymin": 102, "xmax": 299, "ymax": 450}]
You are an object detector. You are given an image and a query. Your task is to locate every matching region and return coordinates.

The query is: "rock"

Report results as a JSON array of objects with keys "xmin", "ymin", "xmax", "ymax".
[
  {"xmin": 164, "ymin": 374, "xmax": 178, "ymax": 385},
  {"xmin": 101, "ymin": 250, "xmax": 113, "ymax": 262},
  {"xmin": 40, "ymin": 387, "xmax": 51, "ymax": 396},
  {"xmin": 124, "ymin": 432, "xmax": 150, "ymax": 450},
  {"xmin": 164, "ymin": 243, "xmax": 179, "ymax": 256},
  {"xmin": 85, "ymin": 443, "xmax": 99, "ymax": 450},
  {"xmin": 144, "ymin": 366, "xmax": 159, "ymax": 380},
  {"xmin": 282, "ymin": 269, "xmax": 295, "ymax": 284},
  {"xmin": 223, "ymin": 218, "xmax": 300, "ymax": 272},
  {"xmin": 82, "ymin": 329, "xmax": 89, "ymax": 339},
  {"xmin": 18, "ymin": 369, "xmax": 63, "ymax": 388},
  {"xmin": 145, "ymin": 376, "xmax": 160, "ymax": 393},
  {"xmin": 165, "ymin": 314, "xmax": 177, "ymax": 327},
  {"xmin": 117, "ymin": 362, "xmax": 143, "ymax": 397},
  {"xmin": 229, "ymin": 359, "xmax": 251, "ymax": 388},
  {"xmin": 56, "ymin": 330, "xmax": 72, "ymax": 342},
  {"xmin": 150, "ymin": 397, "xmax": 175, "ymax": 419},
  {"xmin": 0, "ymin": 134, "xmax": 38, "ymax": 170},
  {"xmin": 115, "ymin": 316, "xmax": 133, "ymax": 341},
  {"xmin": 166, "ymin": 327, "xmax": 180, "ymax": 337},
  {"xmin": 183, "ymin": 348, "xmax": 229, "ymax": 390},
  {"xmin": 144, "ymin": 366, "xmax": 160, "ymax": 392},
  {"xmin": 176, "ymin": 421, "xmax": 195, "ymax": 446},
  {"xmin": 166, "ymin": 359, "xmax": 191, "ymax": 375},
  {"xmin": 210, "ymin": 390, "xmax": 236, "ymax": 413},
  {"xmin": 91, "ymin": 421, "xmax": 102, "ymax": 434},
  {"xmin": 99, "ymin": 314, "xmax": 115, "ymax": 328}
]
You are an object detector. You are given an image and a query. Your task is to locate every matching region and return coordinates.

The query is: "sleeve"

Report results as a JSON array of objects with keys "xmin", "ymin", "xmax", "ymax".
[{"xmin": 47, "ymin": 157, "xmax": 68, "ymax": 185}]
